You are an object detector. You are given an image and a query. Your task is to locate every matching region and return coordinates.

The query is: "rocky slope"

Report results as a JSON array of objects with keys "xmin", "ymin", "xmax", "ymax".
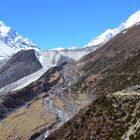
[
  {"xmin": 47, "ymin": 87, "xmax": 140, "ymax": 140},
  {"xmin": 46, "ymin": 24, "xmax": 140, "ymax": 140},
  {"xmin": 0, "ymin": 66, "xmax": 65, "ymax": 139},
  {"xmin": 0, "ymin": 49, "xmax": 42, "ymax": 89},
  {"xmin": 0, "ymin": 65, "xmax": 62, "ymax": 120},
  {"xmin": 0, "ymin": 61, "xmax": 92, "ymax": 140}
]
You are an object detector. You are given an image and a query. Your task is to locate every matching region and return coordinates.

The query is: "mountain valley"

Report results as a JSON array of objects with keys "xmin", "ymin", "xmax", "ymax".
[{"xmin": 0, "ymin": 11, "xmax": 140, "ymax": 140}]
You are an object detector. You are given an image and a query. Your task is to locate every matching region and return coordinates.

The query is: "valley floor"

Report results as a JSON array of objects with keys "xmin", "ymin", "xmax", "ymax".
[{"xmin": 0, "ymin": 99, "xmax": 56, "ymax": 140}]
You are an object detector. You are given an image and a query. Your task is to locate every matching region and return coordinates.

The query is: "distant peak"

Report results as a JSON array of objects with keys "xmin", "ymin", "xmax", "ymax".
[
  {"xmin": 0, "ymin": 20, "xmax": 11, "ymax": 37},
  {"xmin": 129, "ymin": 10, "xmax": 140, "ymax": 18},
  {"xmin": 85, "ymin": 10, "xmax": 140, "ymax": 48},
  {"xmin": 0, "ymin": 20, "xmax": 40, "ymax": 60},
  {"xmin": 0, "ymin": 20, "xmax": 4, "ymax": 26},
  {"xmin": 52, "ymin": 47, "xmax": 65, "ymax": 51},
  {"xmin": 124, "ymin": 10, "xmax": 140, "ymax": 28},
  {"xmin": 0, "ymin": 20, "xmax": 7, "ymax": 26}
]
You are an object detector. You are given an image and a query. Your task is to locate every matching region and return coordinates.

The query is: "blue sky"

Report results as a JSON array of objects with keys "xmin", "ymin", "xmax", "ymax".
[{"xmin": 0, "ymin": 0, "xmax": 140, "ymax": 49}]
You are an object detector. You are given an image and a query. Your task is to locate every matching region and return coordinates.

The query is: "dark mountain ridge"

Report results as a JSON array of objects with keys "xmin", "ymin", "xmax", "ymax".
[{"xmin": 0, "ymin": 49, "xmax": 42, "ymax": 88}]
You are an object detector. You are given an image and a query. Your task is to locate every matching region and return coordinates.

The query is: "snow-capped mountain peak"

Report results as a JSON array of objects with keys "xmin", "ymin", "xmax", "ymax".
[
  {"xmin": 52, "ymin": 46, "xmax": 77, "ymax": 51},
  {"xmin": 0, "ymin": 20, "xmax": 39, "ymax": 59},
  {"xmin": 124, "ymin": 10, "xmax": 140, "ymax": 28},
  {"xmin": 0, "ymin": 21, "xmax": 10, "ymax": 37},
  {"xmin": 86, "ymin": 10, "xmax": 140, "ymax": 48}
]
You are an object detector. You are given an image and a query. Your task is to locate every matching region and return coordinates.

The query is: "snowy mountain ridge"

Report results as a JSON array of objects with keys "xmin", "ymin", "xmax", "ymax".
[
  {"xmin": 85, "ymin": 10, "xmax": 140, "ymax": 47},
  {"xmin": 1, "ymin": 11, "xmax": 140, "ymax": 63},
  {"xmin": 0, "ymin": 21, "xmax": 10, "ymax": 37},
  {"xmin": 0, "ymin": 21, "xmax": 39, "ymax": 59}
]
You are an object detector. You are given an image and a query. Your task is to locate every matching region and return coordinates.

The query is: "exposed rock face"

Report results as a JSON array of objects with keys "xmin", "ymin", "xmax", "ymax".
[{"xmin": 0, "ymin": 49, "xmax": 42, "ymax": 88}]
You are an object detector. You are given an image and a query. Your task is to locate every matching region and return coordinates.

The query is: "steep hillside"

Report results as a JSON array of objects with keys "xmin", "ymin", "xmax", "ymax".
[
  {"xmin": 47, "ymin": 87, "xmax": 140, "ymax": 140},
  {"xmin": 46, "ymin": 24, "xmax": 140, "ymax": 140},
  {"xmin": 80, "ymin": 24, "xmax": 140, "ymax": 75}
]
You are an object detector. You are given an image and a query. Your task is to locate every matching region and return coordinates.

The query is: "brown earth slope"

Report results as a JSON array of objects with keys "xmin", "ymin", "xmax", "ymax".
[{"xmin": 46, "ymin": 24, "xmax": 140, "ymax": 140}]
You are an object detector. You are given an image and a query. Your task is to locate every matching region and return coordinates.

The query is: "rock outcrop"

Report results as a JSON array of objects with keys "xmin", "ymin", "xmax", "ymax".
[{"xmin": 0, "ymin": 49, "xmax": 42, "ymax": 88}]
